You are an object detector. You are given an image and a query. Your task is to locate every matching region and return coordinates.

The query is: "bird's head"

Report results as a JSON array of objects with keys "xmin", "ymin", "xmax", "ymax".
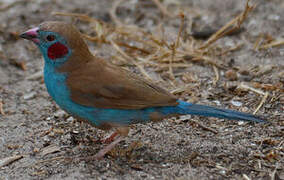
[{"xmin": 20, "ymin": 21, "xmax": 90, "ymax": 67}]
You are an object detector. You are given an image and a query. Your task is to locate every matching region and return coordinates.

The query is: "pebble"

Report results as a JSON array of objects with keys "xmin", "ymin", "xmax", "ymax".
[
  {"xmin": 231, "ymin": 100, "xmax": 243, "ymax": 107},
  {"xmin": 66, "ymin": 116, "xmax": 75, "ymax": 122},
  {"xmin": 72, "ymin": 130, "xmax": 79, "ymax": 134},
  {"xmin": 213, "ymin": 100, "xmax": 221, "ymax": 106},
  {"xmin": 23, "ymin": 92, "xmax": 36, "ymax": 100},
  {"xmin": 54, "ymin": 110, "xmax": 66, "ymax": 118},
  {"xmin": 179, "ymin": 115, "xmax": 192, "ymax": 121},
  {"xmin": 43, "ymin": 136, "xmax": 50, "ymax": 143},
  {"xmin": 26, "ymin": 70, "xmax": 43, "ymax": 80}
]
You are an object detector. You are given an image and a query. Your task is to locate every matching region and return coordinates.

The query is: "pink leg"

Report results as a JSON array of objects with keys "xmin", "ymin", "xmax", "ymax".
[
  {"xmin": 80, "ymin": 127, "xmax": 129, "ymax": 161},
  {"xmin": 101, "ymin": 132, "xmax": 119, "ymax": 144},
  {"xmin": 95, "ymin": 136, "xmax": 124, "ymax": 159}
]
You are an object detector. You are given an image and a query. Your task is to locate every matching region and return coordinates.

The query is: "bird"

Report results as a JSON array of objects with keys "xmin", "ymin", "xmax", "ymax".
[{"xmin": 20, "ymin": 21, "xmax": 266, "ymax": 159}]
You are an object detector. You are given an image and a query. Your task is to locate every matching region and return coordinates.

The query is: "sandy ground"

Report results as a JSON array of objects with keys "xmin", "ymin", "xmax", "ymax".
[{"xmin": 0, "ymin": 0, "xmax": 283, "ymax": 179}]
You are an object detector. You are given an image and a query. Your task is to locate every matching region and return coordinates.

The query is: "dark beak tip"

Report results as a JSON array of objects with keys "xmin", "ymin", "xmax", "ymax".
[{"xmin": 20, "ymin": 33, "xmax": 29, "ymax": 39}]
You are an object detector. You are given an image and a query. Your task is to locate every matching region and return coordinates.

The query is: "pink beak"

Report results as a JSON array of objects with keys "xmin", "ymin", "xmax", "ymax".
[{"xmin": 20, "ymin": 27, "xmax": 40, "ymax": 44}]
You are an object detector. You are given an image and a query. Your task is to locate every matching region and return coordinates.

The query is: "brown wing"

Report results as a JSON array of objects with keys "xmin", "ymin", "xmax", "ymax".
[{"xmin": 64, "ymin": 58, "xmax": 178, "ymax": 109}]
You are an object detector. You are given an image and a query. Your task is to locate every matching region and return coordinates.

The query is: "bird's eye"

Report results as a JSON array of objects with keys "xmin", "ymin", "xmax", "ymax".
[{"xmin": 46, "ymin": 35, "xmax": 56, "ymax": 42}]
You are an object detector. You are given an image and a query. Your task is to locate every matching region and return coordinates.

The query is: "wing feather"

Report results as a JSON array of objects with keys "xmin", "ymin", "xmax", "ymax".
[{"xmin": 65, "ymin": 58, "xmax": 178, "ymax": 109}]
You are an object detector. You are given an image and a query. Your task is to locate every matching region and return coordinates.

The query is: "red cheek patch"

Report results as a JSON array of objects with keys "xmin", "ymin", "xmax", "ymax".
[{"xmin": 47, "ymin": 42, "xmax": 69, "ymax": 60}]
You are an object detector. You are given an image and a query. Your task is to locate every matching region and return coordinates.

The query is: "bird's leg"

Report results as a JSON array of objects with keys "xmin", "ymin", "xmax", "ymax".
[
  {"xmin": 94, "ymin": 127, "xmax": 130, "ymax": 160},
  {"xmin": 101, "ymin": 131, "xmax": 119, "ymax": 144},
  {"xmin": 94, "ymin": 135, "xmax": 124, "ymax": 160}
]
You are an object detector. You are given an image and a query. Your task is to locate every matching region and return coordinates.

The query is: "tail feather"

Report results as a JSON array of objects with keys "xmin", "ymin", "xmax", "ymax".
[{"xmin": 176, "ymin": 100, "xmax": 266, "ymax": 123}]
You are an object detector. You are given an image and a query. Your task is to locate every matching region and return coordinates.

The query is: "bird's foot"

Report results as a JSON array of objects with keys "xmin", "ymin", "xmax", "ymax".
[
  {"xmin": 101, "ymin": 132, "xmax": 119, "ymax": 144},
  {"xmin": 95, "ymin": 136, "xmax": 124, "ymax": 159},
  {"xmin": 81, "ymin": 136, "xmax": 124, "ymax": 161}
]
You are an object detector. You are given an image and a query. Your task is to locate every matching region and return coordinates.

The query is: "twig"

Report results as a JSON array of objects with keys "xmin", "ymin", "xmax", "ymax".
[
  {"xmin": 260, "ymin": 38, "xmax": 284, "ymax": 49},
  {"xmin": 31, "ymin": 156, "xmax": 69, "ymax": 167},
  {"xmin": 217, "ymin": 43, "xmax": 244, "ymax": 56},
  {"xmin": 52, "ymin": 12, "xmax": 96, "ymax": 23},
  {"xmin": 0, "ymin": 155, "xmax": 23, "ymax": 167},
  {"xmin": 242, "ymin": 174, "xmax": 251, "ymax": 180},
  {"xmin": 116, "ymin": 42, "xmax": 151, "ymax": 55},
  {"xmin": 212, "ymin": 65, "xmax": 219, "ymax": 86},
  {"xmin": 239, "ymin": 83, "xmax": 266, "ymax": 96},
  {"xmin": 109, "ymin": 39, "xmax": 153, "ymax": 81},
  {"xmin": 155, "ymin": 63, "xmax": 192, "ymax": 69},
  {"xmin": 191, "ymin": 119, "xmax": 219, "ymax": 134},
  {"xmin": 176, "ymin": 12, "xmax": 185, "ymax": 48},
  {"xmin": 238, "ymin": 83, "xmax": 269, "ymax": 114},
  {"xmin": 170, "ymin": 84, "xmax": 192, "ymax": 94},
  {"xmin": 188, "ymin": 56, "xmax": 227, "ymax": 70},
  {"xmin": 253, "ymin": 92, "xmax": 269, "ymax": 114},
  {"xmin": 270, "ymin": 163, "xmax": 279, "ymax": 180},
  {"xmin": 166, "ymin": 13, "xmax": 185, "ymax": 85},
  {"xmin": 200, "ymin": 0, "xmax": 255, "ymax": 49},
  {"xmin": 169, "ymin": 44, "xmax": 177, "ymax": 84},
  {"xmin": 110, "ymin": 0, "xmax": 124, "ymax": 26},
  {"xmin": 151, "ymin": 0, "xmax": 174, "ymax": 18},
  {"xmin": 0, "ymin": 99, "xmax": 4, "ymax": 115},
  {"xmin": 253, "ymin": 34, "xmax": 264, "ymax": 50}
]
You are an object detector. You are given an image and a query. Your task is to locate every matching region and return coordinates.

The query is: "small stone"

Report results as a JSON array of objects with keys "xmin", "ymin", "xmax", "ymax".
[
  {"xmin": 43, "ymin": 136, "xmax": 50, "ymax": 143},
  {"xmin": 26, "ymin": 70, "xmax": 43, "ymax": 80},
  {"xmin": 72, "ymin": 130, "xmax": 79, "ymax": 134},
  {"xmin": 33, "ymin": 147, "xmax": 40, "ymax": 153},
  {"xmin": 225, "ymin": 69, "xmax": 238, "ymax": 81},
  {"xmin": 66, "ymin": 116, "xmax": 74, "ymax": 122},
  {"xmin": 54, "ymin": 110, "xmax": 66, "ymax": 118},
  {"xmin": 23, "ymin": 92, "xmax": 36, "ymax": 100},
  {"xmin": 213, "ymin": 100, "xmax": 221, "ymax": 106},
  {"xmin": 238, "ymin": 121, "xmax": 245, "ymax": 125},
  {"xmin": 231, "ymin": 100, "xmax": 243, "ymax": 107},
  {"xmin": 179, "ymin": 115, "xmax": 192, "ymax": 121}
]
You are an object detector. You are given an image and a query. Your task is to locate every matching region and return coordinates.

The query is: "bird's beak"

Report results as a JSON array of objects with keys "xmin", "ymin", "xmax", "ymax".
[{"xmin": 20, "ymin": 27, "xmax": 40, "ymax": 44}]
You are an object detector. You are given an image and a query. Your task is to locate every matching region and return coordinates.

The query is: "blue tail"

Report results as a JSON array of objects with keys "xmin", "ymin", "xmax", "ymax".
[{"xmin": 169, "ymin": 100, "xmax": 266, "ymax": 123}]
